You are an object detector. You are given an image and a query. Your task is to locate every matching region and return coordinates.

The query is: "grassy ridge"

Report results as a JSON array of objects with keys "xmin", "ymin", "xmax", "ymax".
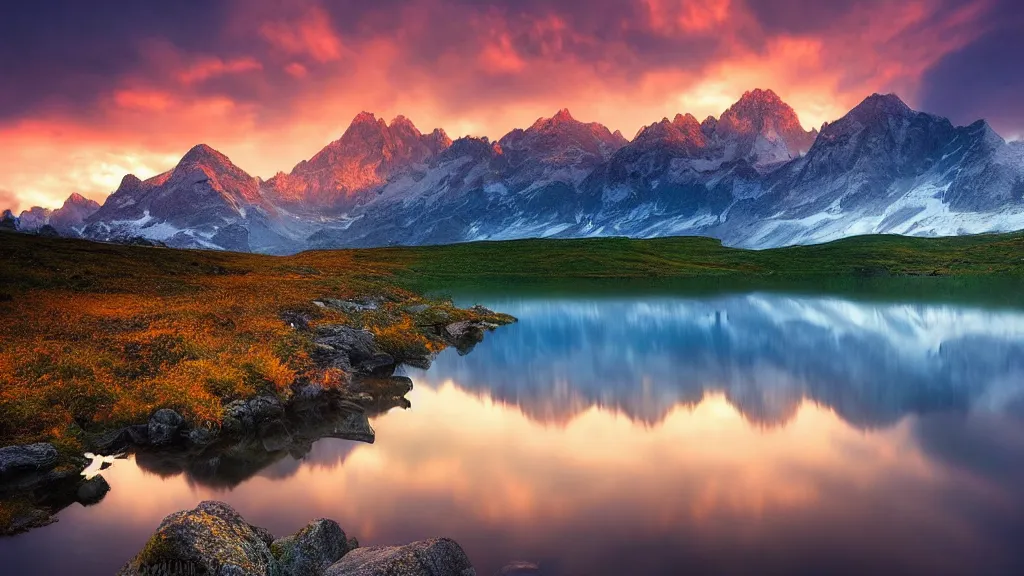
[
  {"xmin": 388, "ymin": 233, "xmax": 1024, "ymax": 306},
  {"xmin": 392, "ymin": 232, "xmax": 1024, "ymax": 280}
]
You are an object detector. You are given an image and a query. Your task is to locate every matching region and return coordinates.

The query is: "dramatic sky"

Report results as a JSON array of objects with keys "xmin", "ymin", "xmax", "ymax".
[{"xmin": 1, "ymin": 0, "xmax": 1022, "ymax": 211}]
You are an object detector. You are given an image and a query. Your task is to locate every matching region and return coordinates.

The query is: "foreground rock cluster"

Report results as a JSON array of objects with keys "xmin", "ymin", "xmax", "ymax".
[
  {"xmin": 0, "ymin": 443, "xmax": 110, "ymax": 535},
  {"xmin": 119, "ymin": 501, "xmax": 477, "ymax": 576}
]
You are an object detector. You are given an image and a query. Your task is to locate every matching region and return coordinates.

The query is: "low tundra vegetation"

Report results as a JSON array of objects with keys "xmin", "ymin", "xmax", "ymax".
[{"xmin": 0, "ymin": 233, "xmax": 509, "ymax": 455}]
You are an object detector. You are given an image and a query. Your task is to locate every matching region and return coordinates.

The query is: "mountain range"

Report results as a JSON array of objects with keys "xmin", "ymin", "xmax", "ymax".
[{"xmin": 4, "ymin": 89, "xmax": 1023, "ymax": 253}]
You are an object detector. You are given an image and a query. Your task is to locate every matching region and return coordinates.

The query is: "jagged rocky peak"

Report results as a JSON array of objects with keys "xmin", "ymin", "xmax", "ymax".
[
  {"xmin": 505, "ymin": 108, "xmax": 627, "ymax": 156},
  {"xmin": 117, "ymin": 174, "xmax": 144, "ymax": 192},
  {"xmin": 710, "ymin": 88, "xmax": 817, "ymax": 163},
  {"xmin": 178, "ymin": 143, "xmax": 233, "ymax": 168},
  {"xmin": 816, "ymin": 93, "xmax": 928, "ymax": 144},
  {"xmin": 62, "ymin": 192, "xmax": 97, "ymax": 208},
  {"xmin": 634, "ymin": 112, "xmax": 707, "ymax": 150},
  {"xmin": 848, "ymin": 93, "xmax": 914, "ymax": 121},
  {"xmin": 441, "ymin": 135, "xmax": 503, "ymax": 161},
  {"xmin": 718, "ymin": 89, "xmax": 809, "ymax": 137}
]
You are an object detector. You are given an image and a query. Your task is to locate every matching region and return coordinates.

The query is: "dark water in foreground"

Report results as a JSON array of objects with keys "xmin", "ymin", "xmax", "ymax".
[{"xmin": 4, "ymin": 293, "xmax": 1024, "ymax": 575}]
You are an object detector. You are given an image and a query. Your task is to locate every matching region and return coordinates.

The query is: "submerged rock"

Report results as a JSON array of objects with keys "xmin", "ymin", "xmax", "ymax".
[
  {"xmin": 0, "ymin": 443, "xmax": 59, "ymax": 479},
  {"xmin": 326, "ymin": 538, "xmax": 476, "ymax": 576},
  {"xmin": 498, "ymin": 561, "xmax": 543, "ymax": 575},
  {"xmin": 117, "ymin": 500, "xmax": 278, "ymax": 576}
]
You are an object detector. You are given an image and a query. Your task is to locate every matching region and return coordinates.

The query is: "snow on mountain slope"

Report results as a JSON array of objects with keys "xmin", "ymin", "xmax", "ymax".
[{"xmin": 62, "ymin": 89, "xmax": 1024, "ymax": 253}]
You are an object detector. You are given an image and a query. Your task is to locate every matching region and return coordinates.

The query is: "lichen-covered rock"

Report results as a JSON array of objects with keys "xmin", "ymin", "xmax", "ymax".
[
  {"xmin": 325, "ymin": 538, "xmax": 476, "ymax": 576},
  {"xmin": 272, "ymin": 519, "xmax": 351, "ymax": 576},
  {"xmin": 0, "ymin": 443, "xmax": 59, "ymax": 479},
  {"xmin": 117, "ymin": 501, "xmax": 279, "ymax": 576},
  {"xmin": 148, "ymin": 409, "xmax": 185, "ymax": 446}
]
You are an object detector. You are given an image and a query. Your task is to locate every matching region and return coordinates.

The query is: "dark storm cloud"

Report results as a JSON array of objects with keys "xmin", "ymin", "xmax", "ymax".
[{"xmin": 918, "ymin": 0, "xmax": 1024, "ymax": 136}]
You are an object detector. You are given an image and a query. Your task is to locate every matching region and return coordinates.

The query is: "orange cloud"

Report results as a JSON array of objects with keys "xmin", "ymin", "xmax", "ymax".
[
  {"xmin": 113, "ymin": 89, "xmax": 173, "ymax": 112},
  {"xmin": 259, "ymin": 6, "xmax": 344, "ymax": 63},
  {"xmin": 176, "ymin": 56, "xmax": 263, "ymax": 84},
  {"xmin": 479, "ymin": 33, "xmax": 527, "ymax": 74},
  {"xmin": 644, "ymin": 0, "xmax": 733, "ymax": 34},
  {"xmin": 284, "ymin": 62, "xmax": 308, "ymax": 78}
]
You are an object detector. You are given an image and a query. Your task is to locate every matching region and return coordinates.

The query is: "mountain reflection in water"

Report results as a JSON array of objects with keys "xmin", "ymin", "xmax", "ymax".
[{"xmin": 3, "ymin": 294, "xmax": 1024, "ymax": 576}]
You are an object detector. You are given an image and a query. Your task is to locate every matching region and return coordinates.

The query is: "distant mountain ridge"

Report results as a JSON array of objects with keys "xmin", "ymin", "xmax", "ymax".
[{"xmin": 5, "ymin": 89, "xmax": 1023, "ymax": 253}]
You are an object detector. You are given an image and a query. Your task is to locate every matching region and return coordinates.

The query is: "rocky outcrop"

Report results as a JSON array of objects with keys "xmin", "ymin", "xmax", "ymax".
[
  {"xmin": 0, "ymin": 443, "xmax": 59, "ymax": 479},
  {"xmin": 314, "ymin": 325, "xmax": 395, "ymax": 374},
  {"xmin": 325, "ymin": 538, "xmax": 476, "ymax": 576},
  {"xmin": 118, "ymin": 501, "xmax": 279, "ymax": 576},
  {"xmin": 0, "ymin": 444, "xmax": 108, "ymax": 536},
  {"xmin": 119, "ymin": 501, "xmax": 476, "ymax": 576}
]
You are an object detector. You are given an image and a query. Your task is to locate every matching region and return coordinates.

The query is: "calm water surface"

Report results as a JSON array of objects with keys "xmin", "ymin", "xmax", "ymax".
[{"xmin": 4, "ymin": 293, "xmax": 1024, "ymax": 575}]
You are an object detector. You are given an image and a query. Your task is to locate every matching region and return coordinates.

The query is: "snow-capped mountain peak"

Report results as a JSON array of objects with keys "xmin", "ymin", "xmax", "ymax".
[{"xmin": 62, "ymin": 88, "xmax": 1024, "ymax": 254}]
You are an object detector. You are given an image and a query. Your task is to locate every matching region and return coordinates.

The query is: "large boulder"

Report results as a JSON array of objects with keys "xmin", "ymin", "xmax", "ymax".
[
  {"xmin": 148, "ymin": 409, "xmax": 185, "ymax": 446},
  {"xmin": 0, "ymin": 443, "xmax": 59, "ymax": 480},
  {"xmin": 272, "ymin": 519, "xmax": 351, "ymax": 576},
  {"xmin": 117, "ymin": 501, "xmax": 278, "ymax": 576},
  {"xmin": 326, "ymin": 538, "xmax": 476, "ymax": 576}
]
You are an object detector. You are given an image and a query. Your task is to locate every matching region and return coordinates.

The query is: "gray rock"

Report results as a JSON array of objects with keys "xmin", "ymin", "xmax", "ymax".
[
  {"xmin": 315, "ymin": 298, "xmax": 379, "ymax": 313},
  {"xmin": 326, "ymin": 538, "xmax": 476, "ymax": 576},
  {"xmin": 148, "ymin": 409, "xmax": 185, "ymax": 446},
  {"xmin": 188, "ymin": 425, "xmax": 219, "ymax": 446},
  {"xmin": 0, "ymin": 443, "xmax": 59, "ymax": 479},
  {"xmin": 248, "ymin": 395, "xmax": 286, "ymax": 423},
  {"xmin": 76, "ymin": 475, "xmax": 111, "ymax": 505},
  {"xmin": 222, "ymin": 400, "xmax": 255, "ymax": 434},
  {"xmin": 444, "ymin": 321, "xmax": 487, "ymax": 354},
  {"xmin": 315, "ymin": 325, "xmax": 395, "ymax": 373},
  {"xmin": 127, "ymin": 424, "xmax": 150, "ymax": 445},
  {"xmin": 272, "ymin": 518, "xmax": 351, "ymax": 576},
  {"xmin": 117, "ymin": 501, "xmax": 279, "ymax": 576},
  {"xmin": 406, "ymin": 304, "xmax": 430, "ymax": 314}
]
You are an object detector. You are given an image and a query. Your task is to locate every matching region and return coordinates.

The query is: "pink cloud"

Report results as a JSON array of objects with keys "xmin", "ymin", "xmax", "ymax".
[
  {"xmin": 259, "ymin": 7, "xmax": 343, "ymax": 63},
  {"xmin": 176, "ymin": 56, "xmax": 263, "ymax": 84}
]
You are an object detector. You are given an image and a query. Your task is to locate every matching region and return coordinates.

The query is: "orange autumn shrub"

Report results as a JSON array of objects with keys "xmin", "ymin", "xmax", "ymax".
[{"xmin": 0, "ymin": 232, "xmax": 455, "ymax": 453}]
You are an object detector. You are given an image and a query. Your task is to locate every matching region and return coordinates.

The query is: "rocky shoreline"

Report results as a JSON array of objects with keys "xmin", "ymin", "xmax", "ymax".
[
  {"xmin": 0, "ymin": 297, "xmax": 515, "ymax": 536},
  {"xmin": 118, "ymin": 500, "xmax": 477, "ymax": 576}
]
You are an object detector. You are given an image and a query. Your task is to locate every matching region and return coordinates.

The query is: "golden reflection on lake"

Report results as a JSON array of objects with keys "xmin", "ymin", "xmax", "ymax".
[{"xmin": 67, "ymin": 381, "xmax": 983, "ymax": 575}]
